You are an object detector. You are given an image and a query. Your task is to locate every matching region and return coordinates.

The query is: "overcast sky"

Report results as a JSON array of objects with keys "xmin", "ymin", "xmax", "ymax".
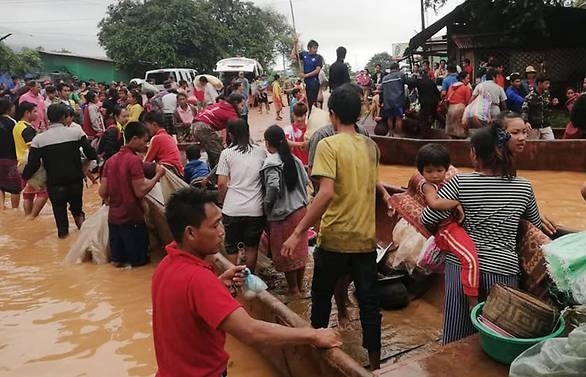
[{"xmin": 0, "ymin": 0, "xmax": 462, "ymax": 70}]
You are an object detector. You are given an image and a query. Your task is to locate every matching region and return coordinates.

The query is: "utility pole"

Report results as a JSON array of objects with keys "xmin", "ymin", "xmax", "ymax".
[{"xmin": 420, "ymin": 0, "xmax": 425, "ymax": 31}]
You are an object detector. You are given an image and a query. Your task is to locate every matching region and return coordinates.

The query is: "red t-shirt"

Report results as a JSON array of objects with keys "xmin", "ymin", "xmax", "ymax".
[
  {"xmin": 152, "ymin": 242, "xmax": 241, "ymax": 377},
  {"xmin": 144, "ymin": 128, "xmax": 184, "ymax": 175},
  {"xmin": 194, "ymin": 101, "xmax": 239, "ymax": 131},
  {"xmin": 102, "ymin": 147, "xmax": 145, "ymax": 224},
  {"xmin": 284, "ymin": 123, "xmax": 308, "ymax": 165}
]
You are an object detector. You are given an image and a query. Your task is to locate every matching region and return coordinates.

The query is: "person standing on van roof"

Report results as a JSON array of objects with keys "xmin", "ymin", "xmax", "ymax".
[{"xmin": 291, "ymin": 37, "xmax": 324, "ymax": 115}]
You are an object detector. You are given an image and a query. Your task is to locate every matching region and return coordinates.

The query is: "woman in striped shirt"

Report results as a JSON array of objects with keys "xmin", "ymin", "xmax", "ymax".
[{"xmin": 422, "ymin": 124, "xmax": 542, "ymax": 344}]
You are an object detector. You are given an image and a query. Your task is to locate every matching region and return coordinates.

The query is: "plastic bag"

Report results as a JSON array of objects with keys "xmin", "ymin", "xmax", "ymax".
[
  {"xmin": 17, "ymin": 150, "xmax": 47, "ymax": 190},
  {"xmin": 542, "ymin": 231, "xmax": 586, "ymax": 304},
  {"xmin": 158, "ymin": 167, "xmax": 189, "ymax": 203},
  {"xmin": 462, "ymin": 86, "xmax": 492, "ymax": 128},
  {"xmin": 304, "ymin": 107, "xmax": 330, "ymax": 142},
  {"xmin": 509, "ymin": 324, "xmax": 586, "ymax": 377},
  {"xmin": 63, "ymin": 205, "xmax": 110, "ymax": 264},
  {"xmin": 417, "ymin": 235, "xmax": 445, "ymax": 273},
  {"xmin": 392, "ymin": 218, "xmax": 427, "ymax": 273},
  {"xmin": 241, "ymin": 267, "xmax": 268, "ymax": 299}
]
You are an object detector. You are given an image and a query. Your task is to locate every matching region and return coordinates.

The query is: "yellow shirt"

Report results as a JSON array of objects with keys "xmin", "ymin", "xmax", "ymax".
[
  {"xmin": 311, "ymin": 132, "xmax": 379, "ymax": 252},
  {"xmin": 13, "ymin": 121, "xmax": 37, "ymax": 164},
  {"xmin": 127, "ymin": 104, "xmax": 144, "ymax": 122},
  {"xmin": 272, "ymin": 81, "xmax": 282, "ymax": 97}
]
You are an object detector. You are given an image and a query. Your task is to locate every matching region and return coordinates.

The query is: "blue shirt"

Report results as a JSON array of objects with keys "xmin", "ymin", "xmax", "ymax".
[
  {"xmin": 184, "ymin": 159, "xmax": 210, "ymax": 184},
  {"xmin": 441, "ymin": 73, "xmax": 458, "ymax": 93},
  {"xmin": 506, "ymin": 86, "xmax": 525, "ymax": 113},
  {"xmin": 299, "ymin": 51, "xmax": 323, "ymax": 85}
]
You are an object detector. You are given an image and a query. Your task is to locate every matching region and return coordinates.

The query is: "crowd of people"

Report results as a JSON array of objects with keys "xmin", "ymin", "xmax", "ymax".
[{"xmin": 1, "ymin": 37, "xmax": 583, "ymax": 376}]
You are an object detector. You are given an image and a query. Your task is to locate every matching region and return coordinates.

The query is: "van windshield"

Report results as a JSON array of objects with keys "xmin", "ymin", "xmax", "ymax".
[{"xmin": 145, "ymin": 71, "xmax": 177, "ymax": 85}]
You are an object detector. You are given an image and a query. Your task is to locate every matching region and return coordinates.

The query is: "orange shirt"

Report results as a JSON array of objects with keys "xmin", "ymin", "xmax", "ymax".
[{"xmin": 446, "ymin": 83, "xmax": 472, "ymax": 105}]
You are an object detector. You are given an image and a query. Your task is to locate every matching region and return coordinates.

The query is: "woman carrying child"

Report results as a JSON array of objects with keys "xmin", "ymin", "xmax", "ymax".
[
  {"xmin": 422, "ymin": 124, "xmax": 542, "ymax": 344},
  {"xmin": 261, "ymin": 125, "xmax": 309, "ymax": 295}
]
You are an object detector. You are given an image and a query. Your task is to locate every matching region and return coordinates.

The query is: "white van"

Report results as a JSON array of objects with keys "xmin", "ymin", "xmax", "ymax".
[
  {"xmin": 215, "ymin": 57, "xmax": 264, "ymax": 85},
  {"xmin": 144, "ymin": 68, "xmax": 198, "ymax": 91}
]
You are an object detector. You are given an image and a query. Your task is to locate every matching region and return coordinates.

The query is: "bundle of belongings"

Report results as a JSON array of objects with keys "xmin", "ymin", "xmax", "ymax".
[
  {"xmin": 63, "ymin": 167, "xmax": 187, "ymax": 264},
  {"xmin": 387, "ymin": 167, "xmax": 553, "ymax": 301}
]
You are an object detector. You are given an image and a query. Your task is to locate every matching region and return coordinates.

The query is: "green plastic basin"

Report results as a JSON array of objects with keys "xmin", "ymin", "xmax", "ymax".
[{"xmin": 470, "ymin": 302, "xmax": 565, "ymax": 365}]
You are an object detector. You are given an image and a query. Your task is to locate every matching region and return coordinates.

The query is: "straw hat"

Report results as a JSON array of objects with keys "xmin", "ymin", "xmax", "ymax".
[{"xmin": 525, "ymin": 66, "xmax": 537, "ymax": 73}]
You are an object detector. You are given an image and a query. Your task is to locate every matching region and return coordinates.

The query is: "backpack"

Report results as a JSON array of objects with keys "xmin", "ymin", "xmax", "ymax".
[{"xmin": 462, "ymin": 86, "xmax": 492, "ymax": 128}]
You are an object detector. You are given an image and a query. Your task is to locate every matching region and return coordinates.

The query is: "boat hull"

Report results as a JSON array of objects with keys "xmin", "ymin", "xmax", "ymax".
[{"xmin": 372, "ymin": 135, "xmax": 586, "ymax": 172}]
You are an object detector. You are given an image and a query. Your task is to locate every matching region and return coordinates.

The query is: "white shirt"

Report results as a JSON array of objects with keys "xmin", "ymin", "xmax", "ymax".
[
  {"xmin": 217, "ymin": 144, "xmax": 266, "ymax": 217},
  {"xmin": 204, "ymin": 83, "xmax": 218, "ymax": 105},
  {"xmin": 161, "ymin": 92, "xmax": 177, "ymax": 114}
]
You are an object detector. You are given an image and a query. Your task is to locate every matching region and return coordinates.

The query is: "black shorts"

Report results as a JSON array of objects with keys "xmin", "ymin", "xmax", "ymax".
[{"xmin": 223, "ymin": 214, "xmax": 266, "ymax": 254}]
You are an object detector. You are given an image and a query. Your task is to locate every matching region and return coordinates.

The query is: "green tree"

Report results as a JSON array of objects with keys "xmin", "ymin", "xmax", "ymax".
[
  {"xmin": 98, "ymin": 0, "xmax": 294, "ymax": 77},
  {"xmin": 365, "ymin": 52, "xmax": 393, "ymax": 73},
  {"xmin": 0, "ymin": 43, "xmax": 41, "ymax": 76}
]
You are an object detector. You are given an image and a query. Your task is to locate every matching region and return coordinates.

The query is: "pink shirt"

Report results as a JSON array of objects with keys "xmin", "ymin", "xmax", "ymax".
[{"xmin": 19, "ymin": 91, "xmax": 47, "ymax": 131}]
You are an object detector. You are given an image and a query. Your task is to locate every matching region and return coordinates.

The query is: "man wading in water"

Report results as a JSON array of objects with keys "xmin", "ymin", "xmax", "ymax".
[
  {"xmin": 282, "ymin": 84, "xmax": 382, "ymax": 370},
  {"xmin": 151, "ymin": 188, "xmax": 341, "ymax": 377}
]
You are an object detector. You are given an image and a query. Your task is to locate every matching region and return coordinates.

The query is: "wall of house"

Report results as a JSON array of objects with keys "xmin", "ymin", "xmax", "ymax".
[{"xmin": 40, "ymin": 54, "xmax": 130, "ymax": 83}]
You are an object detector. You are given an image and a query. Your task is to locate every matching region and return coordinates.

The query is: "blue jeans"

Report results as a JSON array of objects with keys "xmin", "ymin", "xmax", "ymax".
[{"xmin": 311, "ymin": 247, "xmax": 381, "ymax": 351}]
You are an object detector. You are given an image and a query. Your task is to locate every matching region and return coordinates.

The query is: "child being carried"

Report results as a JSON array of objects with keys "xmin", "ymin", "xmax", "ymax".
[{"xmin": 417, "ymin": 143, "xmax": 480, "ymax": 308}]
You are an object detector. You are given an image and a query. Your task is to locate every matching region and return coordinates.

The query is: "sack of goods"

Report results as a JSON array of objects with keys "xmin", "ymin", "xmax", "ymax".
[{"xmin": 482, "ymin": 284, "xmax": 559, "ymax": 338}]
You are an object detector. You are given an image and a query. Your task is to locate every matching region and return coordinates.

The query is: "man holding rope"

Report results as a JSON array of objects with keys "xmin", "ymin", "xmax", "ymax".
[{"xmin": 291, "ymin": 37, "xmax": 323, "ymax": 115}]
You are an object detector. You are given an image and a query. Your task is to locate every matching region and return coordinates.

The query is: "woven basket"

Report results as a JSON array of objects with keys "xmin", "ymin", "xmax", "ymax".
[{"xmin": 483, "ymin": 284, "xmax": 559, "ymax": 338}]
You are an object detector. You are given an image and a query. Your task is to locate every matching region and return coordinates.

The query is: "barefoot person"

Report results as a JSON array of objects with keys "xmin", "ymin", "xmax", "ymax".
[
  {"xmin": 152, "ymin": 188, "xmax": 342, "ymax": 377},
  {"xmin": 0, "ymin": 98, "xmax": 21, "ymax": 210},
  {"xmin": 261, "ymin": 125, "xmax": 309, "ymax": 295},
  {"xmin": 282, "ymin": 84, "xmax": 382, "ymax": 370},
  {"xmin": 14, "ymin": 101, "xmax": 48, "ymax": 217},
  {"xmin": 22, "ymin": 103, "xmax": 98, "ymax": 239}
]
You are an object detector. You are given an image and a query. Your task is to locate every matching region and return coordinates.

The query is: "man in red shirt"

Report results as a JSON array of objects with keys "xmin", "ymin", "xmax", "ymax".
[
  {"xmin": 152, "ymin": 188, "xmax": 342, "ymax": 377},
  {"xmin": 143, "ymin": 111, "xmax": 184, "ymax": 177},
  {"xmin": 99, "ymin": 121, "xmax": 165, "ymax": 267}
]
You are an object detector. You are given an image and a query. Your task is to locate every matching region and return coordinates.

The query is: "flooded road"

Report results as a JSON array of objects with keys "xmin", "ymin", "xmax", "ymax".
[{"xmin": 1, "ymin": 165, "xmax": 585, "ymax": 376}]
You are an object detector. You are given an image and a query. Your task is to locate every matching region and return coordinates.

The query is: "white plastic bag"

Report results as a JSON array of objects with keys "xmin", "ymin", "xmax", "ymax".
[
  {"xmin": 392, "ymin": 218, "xmax": 427, "ymax": 273},
  {"xmin": 509, "ymin": 325, "xmax": 586, "ymax": 377},
  {"xmin": 63, "ymin": 205, "xmax": 110, "ymax": 264}
]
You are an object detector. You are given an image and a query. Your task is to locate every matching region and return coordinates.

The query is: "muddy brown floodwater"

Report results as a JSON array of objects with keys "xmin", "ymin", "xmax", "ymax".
[{"xmin": 1, "ymin": 165, "xmax": 585, "ymax": 377}]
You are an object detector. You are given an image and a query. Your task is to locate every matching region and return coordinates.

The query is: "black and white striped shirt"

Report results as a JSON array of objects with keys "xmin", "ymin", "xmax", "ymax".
[{"xmin": 421, "ymin": 173, "xmax": 541, "ymax": 276}]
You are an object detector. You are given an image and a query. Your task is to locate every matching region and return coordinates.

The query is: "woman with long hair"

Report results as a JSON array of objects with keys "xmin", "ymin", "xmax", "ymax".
[
  {"xmin": 422, "ymin": 124, "xmax": 542, "ymax": 344},
  {"xmin": 126, "ymin": 90, "xmax": 144, "ymax": 122},
  {"xmin": 216, "ymin": 119, "xmax": 266, "ymax": 271},
  {"xmin": 193, "ymin": 93, "xmax": 245, "ymax": 168},
  {"xmin": 261, "ymin": 125, "xmax": 309, "ymax": 295}
]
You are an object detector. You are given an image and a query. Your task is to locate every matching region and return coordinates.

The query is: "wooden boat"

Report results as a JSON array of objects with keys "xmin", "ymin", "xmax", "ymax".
[{"xmin": 368, "ymin": 125, "xmax": 586, "ymax": 172}]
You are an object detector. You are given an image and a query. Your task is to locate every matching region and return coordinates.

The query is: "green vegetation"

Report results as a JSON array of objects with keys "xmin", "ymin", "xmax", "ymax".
[
  {"xmin": 0, "ymin": 42, "xmax": 41, "ymax": 76},
  {"xmin": 98, "ymin": 0, "xmax": 294, "ymax": 77}
]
